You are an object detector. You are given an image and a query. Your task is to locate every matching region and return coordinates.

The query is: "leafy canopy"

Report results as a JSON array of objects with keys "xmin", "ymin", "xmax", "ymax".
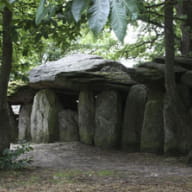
[
  {"xmin": 36, "ymin": 0, "xmax": 143, "ymax": 42},
  {"xmin": 0, "ymin": 0, "xmax": 16, "ymax": 10},
  {"xmin": 0, "ymin": 0, "xmax": 85, "ymax": 82}
]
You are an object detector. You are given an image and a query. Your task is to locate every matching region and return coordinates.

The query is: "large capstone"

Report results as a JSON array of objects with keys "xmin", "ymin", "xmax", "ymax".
[
  {"xmin": 58, "ymin": 110, "xmax": 79, "ymax": 142},
  {"xmin": 94, "ymin": 90, "xmax": 122, "ymax": 149},
  {"xmin": 18, "ymin": 104, "xmax": 32, "ymax": 141},
  {"xmin": 121, "ymin": 85, "xmax": 147, "ymax": 152},
  {"xmin": 140, "ymin": 87, "xmax": 164, "ymax": 153},
  {"xmin": 31, "ymin": 89, "xmax": 60, "ymax": 143},
  {"xmin": 28, "ymin": 54, "xmax": 134, "ymax": 91},
  {"xmin": 78, "ymin": 90, "xmax": 95, "ymax": 145}
]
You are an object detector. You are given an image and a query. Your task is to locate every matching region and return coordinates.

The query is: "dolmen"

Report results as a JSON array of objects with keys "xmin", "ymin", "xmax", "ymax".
[
  {"xmin": 128, "ymin": 56, "xmax": 192, "ymax": 155},
  {"xmin": 8, "ymin": 54, "xmax": 192, "ymax": 157},
  {"xmin": 11, "ymin": 54, "xmax": 142, "ymax": 150}
]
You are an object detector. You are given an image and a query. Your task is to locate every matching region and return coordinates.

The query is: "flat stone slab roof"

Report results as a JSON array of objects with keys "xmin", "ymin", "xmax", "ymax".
[{"xmin": 29, "ymin": 54, "xmax": 135, "ymax": 91}]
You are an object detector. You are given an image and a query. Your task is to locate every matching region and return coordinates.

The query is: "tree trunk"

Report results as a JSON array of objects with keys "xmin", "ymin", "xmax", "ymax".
[
  {"xmin": 0, "ymin": 7, "xmax": 13, "ymax": 154},
  {"xmin": 176, "ymin": 0, "xmax": 192, "ymax": 56},
  {"xmin": 164, "ymin": 0, "xmax": 176, "ymax": 97},
  {"xmin": 164, "ymin": 0, "xmax": 192, "ymax": 155}
]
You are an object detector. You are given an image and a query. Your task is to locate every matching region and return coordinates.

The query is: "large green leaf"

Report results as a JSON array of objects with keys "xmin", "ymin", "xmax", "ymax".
[
  {"xmin": 35, "ymin": 0, "xmax": 56, "ymax": 25},
  {"xmin": 122, "ymin": 0, "xmax": 138, "ymax": 13},
  {"xmin": 35, "ymin": 0, "xmax": 46, "ymax": 25},
  {"xmin": 111, "ymin": 0, "xmax": 128, "ymax": 43},
  {"xmin": 72, "ymin": 0, "xmax": 90, "ymax": 22},
  {"xmin": 47, "ymin": 4, "xmax": 56, "ymax": 18},
  {"xmin": 88, "ymin": 0, "xmax": 110, "ymax": 34},
  {"xmin": 122, "ymin": 0, "xmax": 140, "ymax": 20}
]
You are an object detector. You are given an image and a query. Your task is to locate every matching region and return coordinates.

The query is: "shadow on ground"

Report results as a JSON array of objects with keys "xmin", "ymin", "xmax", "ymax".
[{"xmin": 0, "ymin": 142, "xmax": 192, "ymax": 192}]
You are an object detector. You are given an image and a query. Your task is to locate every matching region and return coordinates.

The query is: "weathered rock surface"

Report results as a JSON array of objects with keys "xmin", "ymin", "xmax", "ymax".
[
  {"xmin": 128, "ymin": 62, "xmax": 186, "ymax": 85},
  {"xmin": 58, "ymin": 110, "xmax": 79, "ymax": 142},
  {"xmin": 31, "ymin": 89, "xmax": 61, "ymax": 143},
  {"xmin": 126, "ymin": 67, "xmax": 164, "ymax": 85},
  {"xmin": 177, "ymin": 84, "xmax": 192, "ymax": 109},
  {"xmin": 78, "ymin": 90, "xmax": 95, "ymax": 145},
  {"xmin": 121, "ymin": 85, "xmax": 147, "ymax": 152},
  {"xmin": 29, "ymin": 54, "xmax": 124, "ymax": 82},
  {"xmin": 8, "ymin": 85, "xmax": 36, "ymax": 105},
  {"xmin": 154, "ymin": 56, "xmax": 192, "ymax": 70},
  {"xmin": 29, "ymin": 54, "xmax": 135, "ymax": 91},
  {"xmin": 139, "ymin": 62, "xmax": 186, "ymax": 73},
  {"xmin": 181, "ymin": 71, "xmax": 192, "ymax": 87},
  {"xmin": 141, "ymin": 87, "xmax": 164, "ymax": 153},
  {"xmin": 94, "ymin": 90, "xmax": 122, "ymax": 149},
  {"xmin": 18, "ymin": 104, "xmax": 32, "ymax": 141}
]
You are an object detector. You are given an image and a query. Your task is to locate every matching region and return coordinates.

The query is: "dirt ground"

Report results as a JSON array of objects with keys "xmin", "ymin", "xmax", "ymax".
[{"xmin": 0, "ymin": 142, "xmax": 192, "ymax": 192}]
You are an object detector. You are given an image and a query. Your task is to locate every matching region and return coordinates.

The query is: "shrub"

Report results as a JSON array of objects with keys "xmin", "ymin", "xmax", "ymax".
[{"xmin": 0, "ymin": 142, "xmax": 33, "ymax": 170}]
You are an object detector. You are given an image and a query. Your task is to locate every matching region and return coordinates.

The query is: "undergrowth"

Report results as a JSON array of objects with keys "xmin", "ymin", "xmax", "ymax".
[{"xmin": 0, "ymin": 141, "xmax": 33, "ymax": 170}]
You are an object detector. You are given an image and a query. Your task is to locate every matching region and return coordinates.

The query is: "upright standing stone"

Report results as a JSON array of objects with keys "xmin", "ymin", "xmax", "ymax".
[
  {"xmin": 31, "ymin": 89, "xmax": 60, "ymax": 143},
  {"xmin": 94, "ymin": 90, "xmax": 122, "ymax": 149},
  {"xmin": 18, "ymin": 104, "xmax": 32, "ymax": 141},
  {"xmin": 121, "ymin": 85, "xmax": 147, "ymax": 152},
  {"xmin": 58, "ymin": 109, "xmax": 79, "ymax": 141},
  {"xmin": 78, "ymin": 90, "xmax": 95, "ymax": 145},
  {"xmin": 141, "ymin": 86, "xmax": 164, "ymax": 153},
  {"xmin": 177, "ymin": 84, "xmax": 192, "ymax": 109}
]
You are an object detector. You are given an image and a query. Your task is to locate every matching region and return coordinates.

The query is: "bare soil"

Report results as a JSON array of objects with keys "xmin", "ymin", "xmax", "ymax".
[{"xmin": 0, "ymin": 142, "xmax": 192, "ymax": 192}]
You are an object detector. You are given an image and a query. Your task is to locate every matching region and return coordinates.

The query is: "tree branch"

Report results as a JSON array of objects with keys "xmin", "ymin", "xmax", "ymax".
[
  {"xmin": 145, "ymin": 2, "xmax": 165, "ymax": 9},
  {"xmin": 148, "ymin": 11, "xmax": 187, "ymax": 22}
]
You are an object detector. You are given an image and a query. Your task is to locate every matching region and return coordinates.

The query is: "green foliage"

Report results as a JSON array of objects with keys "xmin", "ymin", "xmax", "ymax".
[
  {"xmin": 71, "ymin": 0, "xmax": 89, "ymax": 22},
  {"xmin": 0, "ymin": 0, "xmax": 85, "ymax": 82},
  {"xmin": 0, "ymin": 142, "xmax": 33, "ymax": 170},
  {"xmin": 0, "ymin": 0, "xmax": 16, "ymax": 10},
  {"xmin": 35, "ymin": 0, "xmax": 46, "ymax": 25},
  {"xmin": 123, "ymin": 0, "xmax": 139, "ymax": 18},
  {"xmin": 0, "ymin": 0, "xmax": 189, "ymax": 84},
  {"xmin": 67, "ymin": 27, "xmax": 119, "ymax": 59},
  {"xmin": 88, "ymin": 0, "xmax": 110, "ymax": 34},
  {"xmin": 36, "ymin": 0, "xmax": 142, "ymax": 42},
  {"xmin": 111, "ymin": 0, "xmax": 128, "ymax": 43},
  {"xmin": 35, "ymin": 0, "xmax": 56, "ymax": 25},
  {"xmin": 114, "ymin": 24, "xmax": 164, "ymax": 60},
  {"xmin": 8, "ymin": 80, "xmax": 27, "ymax": 96}
]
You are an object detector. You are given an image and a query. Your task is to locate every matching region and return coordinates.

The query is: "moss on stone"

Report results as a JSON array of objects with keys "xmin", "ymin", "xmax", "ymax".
[
  {"xmin": 94, "ymin": 90, "xmax": 122, "ymax": 149},
  {"xmin": 31, "ymin": 89, "xmax": 60, "ymax": 143},
  {"xmin": 141, "ymin": 96, "xmax": 164, "ymax": 154},
  {"xmin": 78, "ymin": 90, "xmax": 94, "ymax": 145}
]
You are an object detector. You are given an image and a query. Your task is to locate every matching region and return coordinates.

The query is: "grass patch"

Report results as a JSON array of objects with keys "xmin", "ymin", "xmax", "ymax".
[
  {"xmin": 54, "ymin": 170, "xmax": 84, "ymax": 180},
  {"xmin": 96, "ymin": 170, "xmax": 116, "ymax": 176},
  {"xmin": 53, "ymin": 169, "xmax": 117, "ymax": 181},
  {"xmin": 0, "ymin": 168, "xmax": 192, "ymax": 192}
]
